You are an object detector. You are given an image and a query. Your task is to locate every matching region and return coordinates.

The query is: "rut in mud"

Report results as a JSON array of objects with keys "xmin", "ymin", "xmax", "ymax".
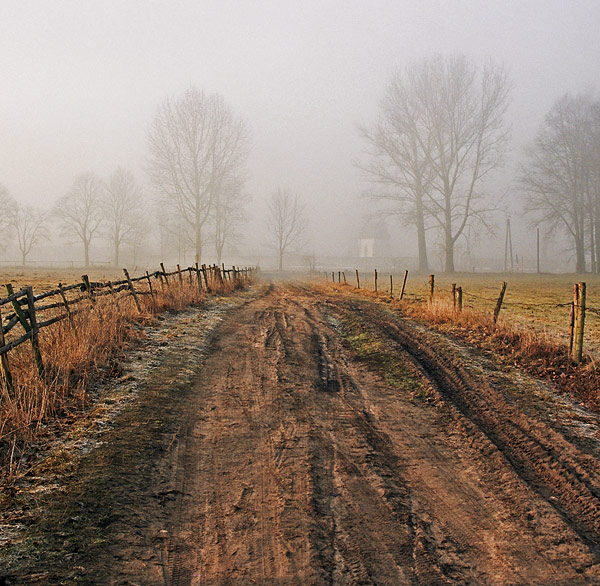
[{"xmin": 5, "ymin": 283, "xmax": 600, "ymax": 585}]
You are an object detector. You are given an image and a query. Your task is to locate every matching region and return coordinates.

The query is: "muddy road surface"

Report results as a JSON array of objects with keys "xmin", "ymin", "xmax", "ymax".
[{"xmin": 4, "ymin": 283, "xmax": 600, "ymax": 585}]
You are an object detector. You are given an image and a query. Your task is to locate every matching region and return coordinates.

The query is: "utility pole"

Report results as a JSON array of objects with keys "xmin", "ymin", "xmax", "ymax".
[
  {"xmin": 504, "ymin": 218, "xmax": 513, "ymax": 272},
  {"xmin": 536, "ymin": 227, "xmax": 540, "ymax": 274}
]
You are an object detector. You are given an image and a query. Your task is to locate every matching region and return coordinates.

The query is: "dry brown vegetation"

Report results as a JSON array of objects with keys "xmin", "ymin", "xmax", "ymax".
[
  {"xmin": 0, "ymin": 268, "xmax": 250, "ymax": 481},
  {"xmin": 323, "ymin": 275, "xmax": 600, "ymax": 414}
]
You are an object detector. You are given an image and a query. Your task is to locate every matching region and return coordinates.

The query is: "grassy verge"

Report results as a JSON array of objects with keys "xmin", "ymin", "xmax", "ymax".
[
  {"xmin": 323, "ymin": 280, "xmax": 600, "ymax": 414},
  {"xmin": 0, "ymin": 272, "xmax": 250, "ymax": 482}
]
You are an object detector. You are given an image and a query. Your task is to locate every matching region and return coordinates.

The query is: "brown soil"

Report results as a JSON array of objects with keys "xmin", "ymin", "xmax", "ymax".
[{"xmin": 3, "ymin": 283, "xmax": 600, "ymax": 584}]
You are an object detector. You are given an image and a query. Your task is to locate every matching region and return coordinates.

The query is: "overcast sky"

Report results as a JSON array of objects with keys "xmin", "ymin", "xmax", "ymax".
[{"xmin": 1, "ymin": 0, "xmax": 599, "ymax": 260}]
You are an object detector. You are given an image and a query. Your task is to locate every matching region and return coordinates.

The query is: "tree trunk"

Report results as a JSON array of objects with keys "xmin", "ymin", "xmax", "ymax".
[
  {"xmin": 114, "ymin": 241, "xmax": 120, "ymax": 268},
  {"xmin": 415, "ymin": 198, "xmax": 429, "ymax": 271},
  {"xmin": 575, "ymin": 236, "xmax": 586, "ymax": 273},
  {"xmin": 84, "ymin": 240, "xmax": 90, "ymax": 268},
  {"xmin": 279, "ymin": 249, "xmax": 283, "ymax": 271},
  {"xmin": 21, "ymin": 250, "xmax": 26, "ymax": 267},
  {"xmin": 195, "ymin": 225, "xmax": 202, "ymax": 266}
]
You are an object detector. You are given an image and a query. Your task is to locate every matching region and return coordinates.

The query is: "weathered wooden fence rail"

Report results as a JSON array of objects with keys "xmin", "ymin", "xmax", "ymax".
[{"xmin": 0, "ymin": 263, "xmax": 256, "ymax": 394}]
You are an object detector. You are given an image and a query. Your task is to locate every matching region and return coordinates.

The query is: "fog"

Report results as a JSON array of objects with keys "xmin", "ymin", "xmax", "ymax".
[{"xmin": 1, "ymin": 1, "xmax": 599, "ymax": 271}]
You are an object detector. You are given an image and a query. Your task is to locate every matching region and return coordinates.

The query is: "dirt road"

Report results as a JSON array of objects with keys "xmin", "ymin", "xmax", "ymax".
[{"xmin": 5, "ymin": 283, "xmax": 600, "ymax": 584}]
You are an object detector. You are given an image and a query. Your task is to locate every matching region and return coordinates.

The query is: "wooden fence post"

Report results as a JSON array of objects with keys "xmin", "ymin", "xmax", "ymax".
[
  {"xmin": 356, "ymin": 269, "xmax": 360, "ymax": 289},
  {"xmin": 569, "ymin": 284, "xmax": 577, "ymax": 359},
  {"xmin": 82, "ymin": 275, "xmax": 95, "ymax": 306},
  {"xmin": 452, "ymin": 283, "xmax": 457, "ymax": 310},
  {"xmin": 123, "ymin": 269, "xmax": 142, "ymax": 312},
  {"xmin": 25, "ymin": 287, "xmax": 45, "ymax": 379},
  {"xmin": 493, "ymin": 282, "xmax": 507, "ymax": 324},
  {"xmin": 58, "ymin": 282, "xmax": 74, "ymax": 327},
  {"xmin": 177, "ymin": 264, "xmax": 183, "ymax": 284},
  {"xmin": 202, "ymin": 264, "xmax": 210, "ymax": 292},
  {"xmin": 195, "ymin": 262, "xmax": 203, "ymax": 293},
  {"xmin": 145, "ymin": 271, "xmax": 155, "ymax": 301},
  {"xmin": 573, "ymin": 281, "xmax": 586, "ymax": 364},
  {"xmin": 429, "ymin": 274, "xmax": 435, "ymax": 303},
  {"xmin": 457, "ymin": 286, "xmax": 463, "ymax": 313},
  {"xmin": 374, "ymin": 269, "xmax": 378, "ymax": 293},
  {"xmin": 0, "ymin": 308, "xmax": 13, "ymax": 398},
  {"xmin": 390, "ymin": 275, "xmax": 393, "ymax": 299},
  {"xmin": 160, "ymin": 263, "xmax": 171, "ymax": 291},
  {"xmin": 400, "ymin": 270, "xmax": 408, "ymax": 300},
  {"xmin": 342, "ymin": 272, "xmax": 347, "ymax": 284}
]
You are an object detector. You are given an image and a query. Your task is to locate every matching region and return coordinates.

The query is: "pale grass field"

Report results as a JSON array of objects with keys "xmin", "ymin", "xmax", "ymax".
[{"xmin": 346, "ymin": 271, "xmax": 600, "ymax": 359}]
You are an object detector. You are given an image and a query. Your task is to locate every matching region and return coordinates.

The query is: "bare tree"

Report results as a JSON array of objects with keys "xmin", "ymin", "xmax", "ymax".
[
  {"xmin": 149, "ymin": 86, "xmax": 250, "ymax": 263},
  {"xmin": 12, "ymin": 204, "xmax": 49, "ymax": 266},
  {"xmin": 364, "ymin": 56, "xmax": 510, "ymax": 273},
  {"xmin": 54, "ymin": 172, "xmax": 104, "ymax": 267},
  {"xmin": 358, "ymin": 72, "xmax": 433, "ymax": 271},
  {"xmin": 104, "ymin": 167, "xmax": 144, "ymax": 266},
  {"xmin": 0, "ymin": 184, "xmax": 15, "ymax": 252},
  {"xmin": 522, "ymin": 93, "xmax": 598, "ymax": 273},
  {"xmin": 268, "ymin": 188, "xmax": 307, "ymax": 271},
  {"xmin": 213, "ymin": 176, "xmax": 248, "ymax": 265}
]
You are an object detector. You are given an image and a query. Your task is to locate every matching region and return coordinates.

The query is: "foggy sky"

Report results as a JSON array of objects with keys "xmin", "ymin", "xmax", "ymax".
[{"xmin": 1, "ymin": 1, "xmax": 599, "ymax": 265}]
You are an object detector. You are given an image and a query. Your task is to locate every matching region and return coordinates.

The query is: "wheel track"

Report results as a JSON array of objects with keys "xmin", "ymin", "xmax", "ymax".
[{"xmin": 337, "ymin": 297, "xmax": 600, "ymax": 554}]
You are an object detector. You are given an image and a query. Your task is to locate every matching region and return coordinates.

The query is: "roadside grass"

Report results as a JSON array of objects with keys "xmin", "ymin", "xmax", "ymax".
[
  {"xmin": 0, "ymin": 270, "xmax": 248, "ymax": 482},
  {"xmin": 322, "ymin": 275, "xmax": 600, "ymax": 414},
  {"xmin": 338, "ymin": 271, "xmax": 600, "ymax": 358}
]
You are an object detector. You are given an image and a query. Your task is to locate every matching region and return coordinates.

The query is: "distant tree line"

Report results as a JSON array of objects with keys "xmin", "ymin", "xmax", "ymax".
[
  {"xmin": 361, "ymin": 54, "xmax": 600, "ymax": 274},
  {"xmin": 521, "ymin": 93, "xmax": 600, "ymax": 273}
]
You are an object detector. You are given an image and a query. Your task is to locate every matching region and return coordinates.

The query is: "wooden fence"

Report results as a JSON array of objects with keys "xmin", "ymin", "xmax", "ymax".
[
  {"xmin": 323, "ymin": 269, "xmax": 597, "ymax": 366},
  {"xmin": 0, "ymin": 263, "xmax": 256, "ymax": 395}
]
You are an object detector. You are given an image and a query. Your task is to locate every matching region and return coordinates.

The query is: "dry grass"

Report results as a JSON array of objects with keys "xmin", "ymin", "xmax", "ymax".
[
  {"xmin": 346, "ymin": 271, "xmax": 600, "ymax": 358},
  {"xmin": 0, "ymin": 269, "xmax": 249, "ymax": 480},
  {"xmin": 324, "ymin": 279, "xmax": 600, "ymax": 414}
]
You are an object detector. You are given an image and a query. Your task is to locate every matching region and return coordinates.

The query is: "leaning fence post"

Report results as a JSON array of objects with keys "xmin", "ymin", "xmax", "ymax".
[
  {"xmin": 356, "ymin": 269, "xmax": 360, "ymax": 289},
  {"xmin": 400, "ymin": 270, "xmax": 408, "ymax": 300},
  {"xmin": 342, "ymin": 272, "xmax": 347, "ymax": 285},
  {"xmin": 160, "ymin": 263, "xmax": 171, "ymax": 291},
  {"xmin": 573, "ymin": 281, "xmax": 586, "ymax": 364},
  {"xmin": 0, "ymin": 308, "xmax": 14, "ymax": 398},
  {"xmin": 25, "ymin": 287, "xmax": 45, "ymax": 379},
  {"xmin": 177, "ymin": 264, "xmax": 183, "ymax": 285},
  {"xmin": 429, "ymin": 274, "xmax": 435, "ymax": 303},
  {"xmin": 123, "ymin": 269, "xmax": 142, "ymax": 313},
  {"xmin": 145, "ymin": 271, "xmax": 155, "ymax": 301},
  {"xmin": 58, "ymin": 282, "xmax": 74, "ymax": 327},
  {"xmin": 493, "ymin": 282, "xmax": 508, "ymax": 324},
  {"xmin": 374, "ymin": 269, "xmax": 378, "ymax": 293}
]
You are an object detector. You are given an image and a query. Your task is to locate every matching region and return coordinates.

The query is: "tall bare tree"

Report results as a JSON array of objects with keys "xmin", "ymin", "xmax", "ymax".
[
  {"xmin": 363, "ymin": 56, "xmax": 510, "ymax": 273},
  {"xmin": 268, "ymin": 188, "xmax": 307, "ymax": 271},
  {"xmin": 54, "ymin": 172, "xmax": 104, "ymax": 267},
  {"xmin": 12, "ymin": 204, "xmax": 49, "ymax": 266},
  {"xmin": 213, "ymin": 176, "xmax": 248, "ymax": 265},
  {"xmin": 148, "ymin": 87, "xmax": 250, "ymax": 263},
  {"xmin": 359, "ymin": 72, "xmax": 433, "ymax": 271},
  {"xmin": 522, "ymin": 93, "xmax": 599, "ymax": 273},
  {"xmin": 104, "ymin": 167, "xmax": 144, "ymax": 266}
]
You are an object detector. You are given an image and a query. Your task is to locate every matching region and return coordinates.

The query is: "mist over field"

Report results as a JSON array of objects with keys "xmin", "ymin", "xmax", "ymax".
[{"xmin": 0, "ymin": 0, "xmax": 599, "ymax": 272}]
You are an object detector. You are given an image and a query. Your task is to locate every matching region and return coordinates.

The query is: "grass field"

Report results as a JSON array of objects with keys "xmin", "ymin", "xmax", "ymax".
[{"xmin": 344, "ymin": 270, "xmax": 600, "ymax": 360}]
